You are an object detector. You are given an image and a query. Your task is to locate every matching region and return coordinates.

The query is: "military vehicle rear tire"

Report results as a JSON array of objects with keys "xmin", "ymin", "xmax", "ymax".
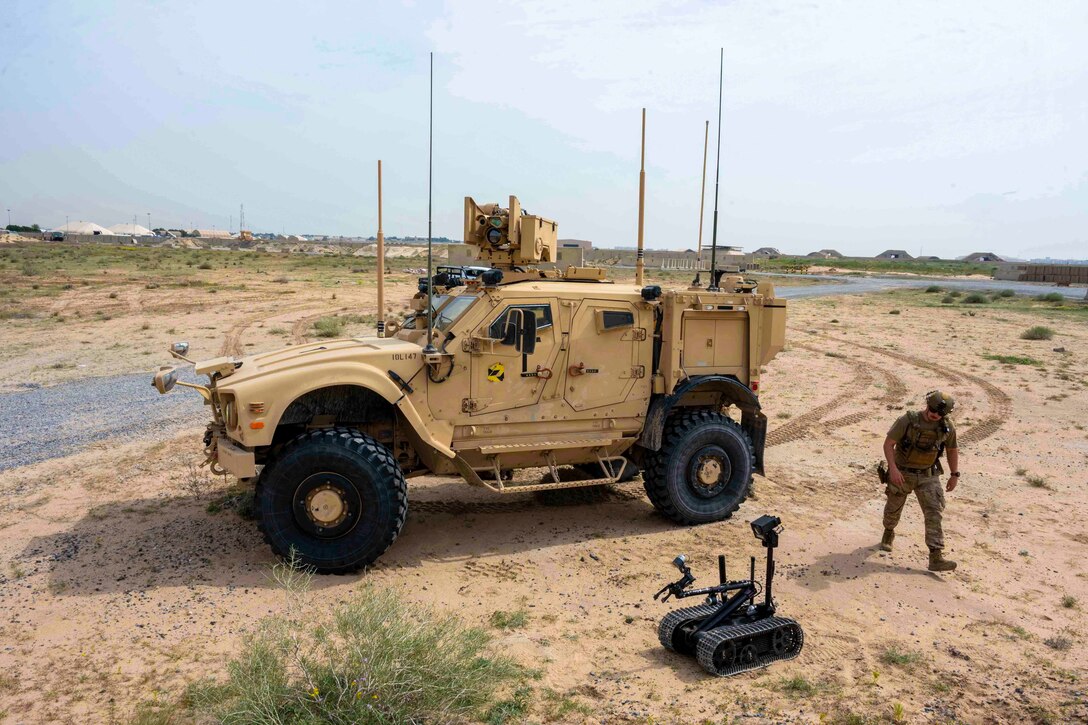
[
  {"xmin": 256, "ymin": 427, "xmax": 407, "ymax": 574},
  {"xmin": 643, "ymin": 410, "xmax": 753, "ymax": 524}
]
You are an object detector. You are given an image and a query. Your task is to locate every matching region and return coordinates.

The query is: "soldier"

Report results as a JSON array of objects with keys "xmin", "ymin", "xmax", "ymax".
[{"xmin": 879, "ymin": 391, "xmax": 960, "ymax": 572}]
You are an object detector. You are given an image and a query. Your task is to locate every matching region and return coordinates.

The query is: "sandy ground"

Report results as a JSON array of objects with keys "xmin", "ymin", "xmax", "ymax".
[{"xmin": 0, "ymin": 249, "xmax": 1086, "ymax": 723}]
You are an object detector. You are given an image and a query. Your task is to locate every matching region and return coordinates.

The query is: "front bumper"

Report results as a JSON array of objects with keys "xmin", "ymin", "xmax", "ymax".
[{"xmin": 210, "ymin": 432, "xmax": 257, "ymax": 479}]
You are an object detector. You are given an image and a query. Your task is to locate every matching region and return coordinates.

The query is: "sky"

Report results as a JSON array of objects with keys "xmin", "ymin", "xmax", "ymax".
[{"xmin": 2, "ymin": 0, "xmax": 1086, "ymax": 259}]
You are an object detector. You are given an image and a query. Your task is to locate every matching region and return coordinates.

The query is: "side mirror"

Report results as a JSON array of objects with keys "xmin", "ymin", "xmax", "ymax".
[
  {"xmin": 169, "ymin": 341, "xmax": 190, "ymax": 361},
  {"xmin": 519, "ymin": 313, "xmax": 537, "ymax": 355},
  {"xmin": 153, "ymin": 365, "xmax": 180, "ymax": 394}
]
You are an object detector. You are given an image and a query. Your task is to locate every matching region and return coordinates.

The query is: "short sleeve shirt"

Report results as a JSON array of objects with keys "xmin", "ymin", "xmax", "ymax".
[{"xmin": 887, "ymin": 412, "xmax": 957, "ymax": 467}]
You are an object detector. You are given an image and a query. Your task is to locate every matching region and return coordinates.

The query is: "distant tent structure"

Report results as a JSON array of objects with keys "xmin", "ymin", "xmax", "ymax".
[
  {"xmin": 195, "ymin": 229, "xmax": 233, "ymax": 240},
  {"xmin": 108, "ymin": 223, "xmax": 154, "ymax": 236},
  {"xmin": 56, "ymin": 221, "xmax": 112, "ymax": 235},
  {"xmin": 876, "ymin": 249, "xmax": 913, "ymax": 260},
  {"xmin": 962, "ymin": 252, "xmax": 1004, "ymax": 263}
]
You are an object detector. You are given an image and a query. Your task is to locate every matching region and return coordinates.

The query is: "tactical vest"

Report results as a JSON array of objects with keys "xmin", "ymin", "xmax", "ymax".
[{"xmin": 897, "ymin": 411, "xmax": 949, "ymax": 469}]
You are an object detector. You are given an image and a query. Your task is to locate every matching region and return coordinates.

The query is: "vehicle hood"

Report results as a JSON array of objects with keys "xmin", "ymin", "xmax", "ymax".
[{"xmin": 211, "ymin": 337, "xmax": 423, "ymax": 387}]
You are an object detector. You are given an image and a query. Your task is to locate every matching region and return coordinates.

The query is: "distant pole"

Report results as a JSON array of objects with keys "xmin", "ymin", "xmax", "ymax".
[
  {"xmin": 376, "ymin": 159, "xmax": 386, "ymax": 338},
  {"xmin": 133, "ymin": 214, "xmax": 137, "ymax": 234},
  {"xmin": 697, "ymin": 120, "xmax": 709, "ymax": 264},
  {"xmin": 635, "ymin": 108, "xmax": 646, "ymax": 287},
  {"xmin": 147, "ymin": 212, "xmax": 151, "ymax": 233},
  {"xmin": 708, "ymin": 48, "xmax": 724, "ymax": 291},
  {"xmin": 6, "ymin": 209, "xmax": 9, "ymax": 227}
]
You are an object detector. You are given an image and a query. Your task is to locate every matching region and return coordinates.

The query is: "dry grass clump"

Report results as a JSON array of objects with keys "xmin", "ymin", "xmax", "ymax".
[
  {"xmin": 963, "ymin": 293, "xmax": 988, "ymax": 304},
  {"xmin": 1020, "ymin": 326, "xmax": 1055, "ymax": 340},
  {"xmin": 313, "ymin": 316, "xmax": 345, "ymax": 338}
]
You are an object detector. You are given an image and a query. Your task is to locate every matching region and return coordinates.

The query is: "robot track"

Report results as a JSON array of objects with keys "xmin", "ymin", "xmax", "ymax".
[
  {"xmin": 695, "ymin": 616, "xmax": 804, "ymax": 677},
  {"xmin": 657, "ymin": 603, "xmax": 720, "ymax": 654}
]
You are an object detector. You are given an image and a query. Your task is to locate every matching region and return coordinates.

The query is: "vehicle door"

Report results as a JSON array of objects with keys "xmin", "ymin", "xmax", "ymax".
[
  {"xmin": 468, "ymin": 299, "xmax": 559, "ymax": 415},
  {"xmin": 564, "ymin": 299, "xmax": 645, "ymax": 411}
]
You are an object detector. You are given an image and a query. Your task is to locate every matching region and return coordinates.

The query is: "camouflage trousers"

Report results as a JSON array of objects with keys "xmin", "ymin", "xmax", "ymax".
[{"xmin": 882, "ymin": 470, "xmax": 945, "ymax": 550}]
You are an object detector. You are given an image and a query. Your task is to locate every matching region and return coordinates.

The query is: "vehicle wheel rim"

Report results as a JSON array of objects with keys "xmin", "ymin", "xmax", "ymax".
[
  {"xmin": 293, "ymin": 472, "xmax": 362, "ymax": 539},
  {"xmin": 687, "ymin": 445, "xmax": 731, "ymax": 498}
]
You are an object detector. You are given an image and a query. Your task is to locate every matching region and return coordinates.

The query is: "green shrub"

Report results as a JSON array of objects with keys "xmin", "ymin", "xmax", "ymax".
[
  {"xmin": 984, "ymin": 353, "xmax": 1041, "ymax": 366},
  {"xmin": 187, "ymin": 583, "xmax": 523, "ymax": 724},
  {"xmin": 998, "ymin": 289, "xmax": 1016, "ymax": 297},
  {"xmin": 197, "ymin": 262, "xmax": 213, "ymax": 270},
  {"xmin": 963, "ymin": 293, "xmax": 988, "ymax": 304},
  {"xmin": 490, "ymin": 609, "xmax": 530, "ymax": 630},
  {"xmin": 1035, "ymin": 292, "xmax": 1064, "ymax": 302},
  {"xmin": 949, "ymin": 290, "xmax": 962, "ymax": 298},
  {"xmin": 925, "ymin": 285, "xmax": 942, "ymax": 293},
  {"xmin": 313, "ymin": 316, "xmax": 345, "ymax": 338},
  {"xmin": 881, "ymin": 646, "xmax": 923, "ymax": 667},
  {"xmin": 1020, "ymin": 326, "xmax": 1055, "ymax": 340},
  {"xmin": 941, "ymin": 295, "xmax": 954, "ymax": 304}
]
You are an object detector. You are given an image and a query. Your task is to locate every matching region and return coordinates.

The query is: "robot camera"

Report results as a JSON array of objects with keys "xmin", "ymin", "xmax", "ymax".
[{"xmin": 750, "ymin": 514, "xmax": 782, "ymax": 544}]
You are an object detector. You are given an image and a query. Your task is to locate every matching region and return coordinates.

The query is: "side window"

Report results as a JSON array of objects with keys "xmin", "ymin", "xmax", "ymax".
[
  {"xmin": 488, "ymin": 304, "xmax": 553, "ymax": 339},
  {"xmin": 596, "ymin": 309, "xmax": 634, "ymax": 332}
]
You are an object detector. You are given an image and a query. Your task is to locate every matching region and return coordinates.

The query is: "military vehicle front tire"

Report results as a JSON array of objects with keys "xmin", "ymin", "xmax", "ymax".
[
  {"xmin": 644, "ymin": 410, "xmax": 753, "ymax": 524},
  {"xmin": 256, "ymin": 427, "xmax": 407, "ymax": 574}
]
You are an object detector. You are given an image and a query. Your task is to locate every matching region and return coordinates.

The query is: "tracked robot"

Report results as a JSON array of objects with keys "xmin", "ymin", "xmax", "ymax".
[{"xmin": 654, "ymin": 514, "xmax": 804, "ymax": 676}]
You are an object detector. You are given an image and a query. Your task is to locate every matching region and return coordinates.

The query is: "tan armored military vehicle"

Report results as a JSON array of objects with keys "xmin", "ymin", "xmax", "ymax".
[{"xmin": 154, "ymin": 196, "xmax": 786, "ymax": 572}]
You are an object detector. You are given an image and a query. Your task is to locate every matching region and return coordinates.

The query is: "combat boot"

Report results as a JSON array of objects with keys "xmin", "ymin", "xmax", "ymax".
[
  {"xmin": 928, "ymin": 548, "xmax": 957, "ymax": 572},
  {"xmin": 879, "ymin": 529, "xmax": 895, "ymax": 552}
]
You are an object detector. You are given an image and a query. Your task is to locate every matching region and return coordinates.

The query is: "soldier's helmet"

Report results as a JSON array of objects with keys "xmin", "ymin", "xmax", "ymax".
[{"xmin": 925, "ymin": 390, "xmax": 955, "ymax": 416}]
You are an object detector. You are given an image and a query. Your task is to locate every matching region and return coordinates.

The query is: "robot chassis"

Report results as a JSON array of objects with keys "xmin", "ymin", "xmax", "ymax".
[{"xmin": 654, "ymin": 514, "xmax": 804, "ymax": 676}]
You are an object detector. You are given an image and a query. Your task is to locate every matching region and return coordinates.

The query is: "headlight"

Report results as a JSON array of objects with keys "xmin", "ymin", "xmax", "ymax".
[{"xmin": 222, "ymin": 395, "xmax": 238, "ymax": 429}]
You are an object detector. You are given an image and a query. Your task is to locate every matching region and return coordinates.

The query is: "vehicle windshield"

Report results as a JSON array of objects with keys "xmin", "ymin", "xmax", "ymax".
[{"xmin": 434, "ymin": 294, "xmax": 477, "ymax": 331}]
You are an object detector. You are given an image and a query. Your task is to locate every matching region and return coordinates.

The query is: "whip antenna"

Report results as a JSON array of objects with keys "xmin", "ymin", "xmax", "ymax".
[
  {"xmin": 708, "ymin": 48, "xmax": 723, "ymax": 291},
  {"xmin": 635, "ymin": 108, "xmax": 647, "ymax": 287},
  {"xmin": 423, "ymin": 51, "xmax": 437, "ymax": 354},
  {"xmin": 376, "ymin": 160, "xmax": 386, "ymax": 337},
  {"xmin": 694, "ymin": 119, "xmax": 709, "ymax": 286}
]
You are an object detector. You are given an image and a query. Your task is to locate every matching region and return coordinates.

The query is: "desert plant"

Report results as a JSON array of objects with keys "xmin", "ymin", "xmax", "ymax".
[
  {"xmin": 1020, "ymin": 326, "xmax": 1054, "ymax": 340},
  {"xmin": 1035, "ymin": 292, "xmax": 1064, "ymax": 302},
  {"xmin": 187, "ymin": 582, "xmax": 523, "ymax": 724},
  {"xmin": 490, "ymin": 609, "xmax": 530, "ymax": 630},
  {"xmin": 1061, "ymin": 595, "xmax": 1078, "ymax": 609},
  {"xmin": 881, "ymin": 646, "xmax": 922, "ymax": 667},
  {"xmin": 984, "ymin": 354, "xmax": 1041, "ymax": 366},
  {"xmin": 949, "ymin": 290, "xmax": 962, "ymax": 298},
  {"xmin": 941, "ymin": 295, "xmax": 954, "ymax": 304},
  {"xmin": 888, "ymin": 309, "xmax": 901, "ymax": 315},
  {"xmin": 197, "ymin": 262, "xmax": 213, "ymax": 270},
  {"xmin": 963, "ymin": 293, "xmax": 988, "ymax": 304},
  {"xmin": 313, "ymin": 316, "xmax": 345, "ymax": 338},
  {"xmin": 1043, "ymin": 636, "xmax": 1072, "ymax": 651},
  {"xmin": 998, "ymin": 289, "xmax": 1016, "ymax": 297},
  {"xmin": 925, "ymin": 285, "xmax": 942, "ymax": 293}
]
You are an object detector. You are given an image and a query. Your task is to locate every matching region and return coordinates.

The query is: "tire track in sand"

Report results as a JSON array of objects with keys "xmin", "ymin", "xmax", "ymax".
[
  {"xmin": 765, "ymin": 343, "xmax": 875, "ymax": 447},
  {"xmin": 819, "ymin": 336, "xmax": 1012, "ymax": 445},
  {"xmin": 219, "ymin": 307, "xmax": 326, "ymax": 357}
]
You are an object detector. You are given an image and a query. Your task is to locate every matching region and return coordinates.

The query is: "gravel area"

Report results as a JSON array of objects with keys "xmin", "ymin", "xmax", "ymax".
[
  {"xmin": 0, "ymin": 368, "xmax": 205, "ymax": 471},
  {"xmin": 769, "ymin": 273, "xmax": 1087, "ymax": 299}
]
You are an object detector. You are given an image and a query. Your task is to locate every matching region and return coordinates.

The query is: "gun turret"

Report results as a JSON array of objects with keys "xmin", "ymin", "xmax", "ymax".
[{"xmin": 464, "ymin": 195, "xmax": 558, "ymax": 268}]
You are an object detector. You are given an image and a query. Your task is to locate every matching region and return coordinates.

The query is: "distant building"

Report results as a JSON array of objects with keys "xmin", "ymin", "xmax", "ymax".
[
  {"xmin": 195, "ymin": 229, "xmax": 233, "ymax": 240},
  {"xmin": 963, "ymin": 252, "xmax": 1004, "ymax": 263},
  {"xmin": 876, "ymin": 249, "xmax": 913, "ymax": 260},
  {"xmin": 752, "ymin": 247, "xmax": 781, "ymax": 257},
  {"xmin": 806, "ymin": 249, "xmax": 843, "ymax": 259}
]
